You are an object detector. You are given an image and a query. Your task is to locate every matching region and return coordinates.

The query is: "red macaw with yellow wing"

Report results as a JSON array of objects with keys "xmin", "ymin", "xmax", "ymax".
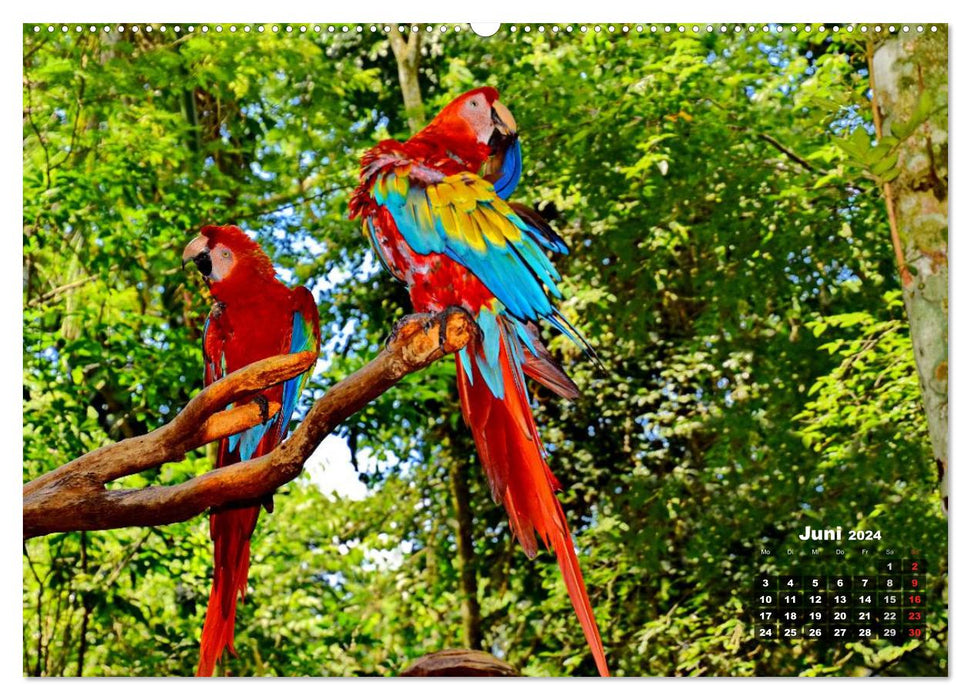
[{"xmin": 349, "ymin": 88, "xmax": 608, "ymax": 676}]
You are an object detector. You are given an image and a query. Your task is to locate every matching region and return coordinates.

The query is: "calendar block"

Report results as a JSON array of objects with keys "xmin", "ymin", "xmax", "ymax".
[
  {"xmin": 905, "ymin": 574, "xmax": 925, "ymax": 592},
  {"xmin": 755, "ymin": 575, "xmax": 776, "ymax": 592},
  {"xmin": 750, "ymin": 548, "xmax": 931, "ymax": 646},
  {"xmin": 755, "ymin": 623, "xmax": 777, "ymax": 640},
  {"xmin": 880, "ymin": 575, "xmax": 901, "ymax": 591},
  {"xmin": 904, "ymin": 626, "xmax": 926, "ymax": 641},
  {"xmin": 878, "ymin": 609, "xmax": 899, "ymax": 626}
]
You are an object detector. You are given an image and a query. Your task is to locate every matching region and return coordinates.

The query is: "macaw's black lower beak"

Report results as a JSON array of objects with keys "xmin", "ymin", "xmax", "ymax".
[
  {"xmin": 488, "ymin": 127, "xmax": 518, "ymax": 157},
  {"xmin": 189, "ymin": 250, "xmax": 212, "ymax": 277}
]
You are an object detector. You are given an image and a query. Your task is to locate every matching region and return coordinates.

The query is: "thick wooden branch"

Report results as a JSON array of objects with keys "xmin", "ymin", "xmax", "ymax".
[{"xmin": 24, "ymin": 310, "xmax": 475, "ymax": 539}]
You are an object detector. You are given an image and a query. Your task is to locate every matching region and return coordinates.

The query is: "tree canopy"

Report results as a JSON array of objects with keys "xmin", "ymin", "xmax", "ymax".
[{"xmin": 23, "ymin": 23, "xmax": 946, "ymax": 677}]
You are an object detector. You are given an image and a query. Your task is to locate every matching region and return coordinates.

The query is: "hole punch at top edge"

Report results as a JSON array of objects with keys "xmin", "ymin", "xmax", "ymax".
[{"xmin": 470, "ymin": 22, "xmax": 501, "ymax": 37}]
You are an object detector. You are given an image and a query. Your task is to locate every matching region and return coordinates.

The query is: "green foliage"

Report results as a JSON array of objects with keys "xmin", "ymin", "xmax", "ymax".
[
  {"xmin": 23, "ymin": 25, "xmax": 945, "ymax": 677},
  {"xmin": 834, "ymin": 85, "xmax": 945, "ymax": 188}
]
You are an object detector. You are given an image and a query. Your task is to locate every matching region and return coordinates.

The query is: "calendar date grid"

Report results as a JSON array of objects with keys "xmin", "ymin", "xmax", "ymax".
[{"xmin": 751, "ymin": 558, "xmax": 926, "ymax": 643}]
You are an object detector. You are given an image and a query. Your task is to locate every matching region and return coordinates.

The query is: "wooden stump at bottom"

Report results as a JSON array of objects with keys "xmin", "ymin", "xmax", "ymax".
[{"xmin": 401, "ymin": 649, "xmax": 520, "ymax": 677}]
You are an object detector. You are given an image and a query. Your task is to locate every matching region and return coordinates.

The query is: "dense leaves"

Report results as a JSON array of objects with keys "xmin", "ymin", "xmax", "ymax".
[{"xmin": 23, "ymin": 24, "xmax": 945, "ymax": 677}]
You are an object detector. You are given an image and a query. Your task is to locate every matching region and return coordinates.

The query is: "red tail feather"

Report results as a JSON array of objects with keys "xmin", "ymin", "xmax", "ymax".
[
  {"xmin": 456, "ymin": 334, "xmax": 609, "ymax": 677},
  {"xmin": 196, "ymin": 505, "xmax": 260, "ymax": 677}
]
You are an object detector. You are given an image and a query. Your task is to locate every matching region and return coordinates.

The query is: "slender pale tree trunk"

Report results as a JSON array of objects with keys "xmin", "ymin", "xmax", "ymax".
[
  {"xmin": 388, "ymin": 27, "xmax": 427, "ymax": 133},
  {"xmin": 869, "ymin": 31, "xmax": 948, "ymax": 508}
]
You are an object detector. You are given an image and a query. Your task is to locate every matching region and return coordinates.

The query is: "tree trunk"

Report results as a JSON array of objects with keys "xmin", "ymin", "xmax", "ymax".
[
  {"xmin": 388, "ymin": 27, "xmax": 426, "ymax": 133},
  {"xmin": 870, "ymin": 31, "xmax": 949, "ymax": 508},
  {"xmin": 76, "ymin": 532, "xmax": 90, "ymax": 676},
  {"xmin": 449, "ymin": 456, "xmax": 483, "ymax": 649}
]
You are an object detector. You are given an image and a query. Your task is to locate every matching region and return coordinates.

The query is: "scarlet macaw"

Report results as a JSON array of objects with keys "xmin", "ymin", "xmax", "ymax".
[
  {"xmin": 349, "ymin": 87, "xmax": 608, "ymax": 676},
  {"xmin": 183, "ymin": 225, "xmax": 320, "ymax": 677}
]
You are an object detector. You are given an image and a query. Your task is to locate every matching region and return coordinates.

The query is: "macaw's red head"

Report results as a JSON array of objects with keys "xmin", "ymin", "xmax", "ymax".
[
  {"xmin": 182, "ymin": 225, "xmax": 276, "ymax": 297},
  {"xmin": 413, "ymin": 86, "xmax": 518, "ymax": 168}
]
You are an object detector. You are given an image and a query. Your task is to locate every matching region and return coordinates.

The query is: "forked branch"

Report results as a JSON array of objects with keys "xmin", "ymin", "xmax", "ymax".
[{"xmin": 23, "ymin": 309, "xmax": 475, "ymax": 539}]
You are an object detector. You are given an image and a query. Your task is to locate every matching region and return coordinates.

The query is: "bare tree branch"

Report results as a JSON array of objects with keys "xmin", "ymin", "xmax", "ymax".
[
  {"xmin": 247, "ymin": 180, "xmax": 353, "ymax": 220},
  {"xmin": 23, "ymin": 309, "xmax": 475, "ymax": 539},
  {"xmin": 27, "ymin": 274, "xmax": 99, "ymax": 307},
  {"xmin": 755, "ymin": 132, "xmax": 819, "ymax": 174}
]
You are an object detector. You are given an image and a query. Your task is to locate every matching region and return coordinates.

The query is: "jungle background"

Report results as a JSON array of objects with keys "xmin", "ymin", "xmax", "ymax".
[{"xmin": 22, "ymin": 23, "xmax": 947, "ymax": 676}]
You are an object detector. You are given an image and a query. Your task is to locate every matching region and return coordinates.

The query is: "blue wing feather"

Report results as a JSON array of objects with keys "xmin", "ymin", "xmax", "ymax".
[
  {"xmin": 364, "ymin": 218, "xmax": 396, "ymax": 276},
  {"xmin": 275, "ymin": 305, "xmax": 316, "ymax": 442},
  {"xmin": 238, "ymin": 420, "xmax": 275, "ymax": 461},
  {"xmin": 458, "ymin": 346, "xmax": 475, "ymax": 385}
]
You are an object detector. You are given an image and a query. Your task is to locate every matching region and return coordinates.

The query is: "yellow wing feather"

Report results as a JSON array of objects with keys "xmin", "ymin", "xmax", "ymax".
[
  {"xmin": 455, "ymin": 209, "xmax": 487, "ymax": 252},
  {"xmin": 480, "ymin": 204, "xmax": 521, "ymax": 245},
  {"xmin": 428, "ymin": 175, "xmax": 524, "ymax": 251},
  {"xmin": 378, "ymin": 168, "xmax": 528, "ymax": 256}
]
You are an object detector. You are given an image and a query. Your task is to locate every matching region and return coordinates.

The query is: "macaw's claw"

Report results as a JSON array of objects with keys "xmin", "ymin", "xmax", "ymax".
[
  {"xmin": 384, "ymin": 316, "xmax": 412, "ymax": 349},
  {"xmin": 441, "ymin": 306, "xmax": 471, "ymax": 353},
  {"xmin": 253, "ymin": 395, "xmax": 270, "ymax": 424},
  {"xmin": 210, "ymin": 300, "xmax": 226, "ymax": 319}
]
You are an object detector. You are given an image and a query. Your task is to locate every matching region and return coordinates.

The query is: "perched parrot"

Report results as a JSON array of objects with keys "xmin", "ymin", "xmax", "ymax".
[
  {"xmin": 182, "ymin": 225, "xmax": 321, "ymax": 677},
  {"xmin": 349, "ymin": 87, "xmax": 609, "ymax": 676}
]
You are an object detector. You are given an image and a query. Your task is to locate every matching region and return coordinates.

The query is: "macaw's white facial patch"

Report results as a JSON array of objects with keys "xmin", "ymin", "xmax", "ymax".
[
  {"xmin": 460, "ymin": 95, "xmax": 497, "ymax": 145},
  {"xmin": 208, "ymin": 242, "xmax": 235, "ymax": 282}
]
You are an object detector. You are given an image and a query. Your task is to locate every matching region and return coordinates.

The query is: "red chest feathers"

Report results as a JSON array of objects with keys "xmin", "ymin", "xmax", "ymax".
[
  {"xmin": 406, "ymin": 254, "xmax": 496, "ymax": 313},
  {"xmin": 368, "ymin": 207, "xmax": 495, "ymax": 314},
  {"xmin": 205, "ymin": 296, "xmax": 294, "ymax": 373}
]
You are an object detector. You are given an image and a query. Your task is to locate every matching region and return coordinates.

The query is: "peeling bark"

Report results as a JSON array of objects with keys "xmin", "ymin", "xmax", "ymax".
[{"xmin": 871, "ymin": 31, "xmax": 949, "ymax": 507}]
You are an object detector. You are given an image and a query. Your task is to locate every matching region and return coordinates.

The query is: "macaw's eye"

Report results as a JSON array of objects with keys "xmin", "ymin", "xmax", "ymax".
[
  {"xmin": 470, "ymin": 99, "xmax": 478, "ymax": 107},
  {"xmin": 221, "ymin": 250, "xmax": 231, "ymax": 258}
]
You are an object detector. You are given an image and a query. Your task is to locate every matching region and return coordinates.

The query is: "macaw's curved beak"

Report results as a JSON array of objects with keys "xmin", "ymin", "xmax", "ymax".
[
  {"xmin": 484, "ymin": 100, "xmax": 522, "ymax": 197},
  {"xmin": 488, "ymin": 99, "xmax": 518, "ymax": 155},
  {"xmin": 182, "ymin": 235, "xmax": 212, "ymax": 278}
]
